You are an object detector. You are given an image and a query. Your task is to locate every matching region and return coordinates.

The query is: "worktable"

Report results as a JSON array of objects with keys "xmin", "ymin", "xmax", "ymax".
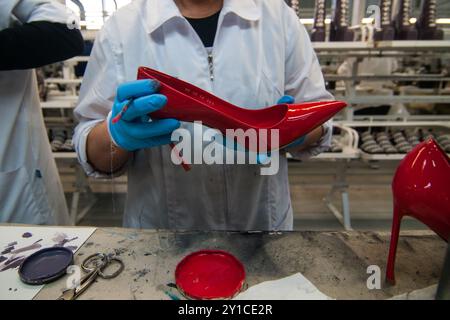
[{"xmin": 26, "ymin": 227, "xmax": 446, "ymax": 300}]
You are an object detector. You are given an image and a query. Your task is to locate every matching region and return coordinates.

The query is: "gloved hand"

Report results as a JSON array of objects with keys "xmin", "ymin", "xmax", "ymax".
[
  {"xmin": 107, "ymin": 79, "xmax": 180, "ymax": 151},
  {"xmin": 277, "ymin": 95, "xmax": 306, "ymax": 149}
]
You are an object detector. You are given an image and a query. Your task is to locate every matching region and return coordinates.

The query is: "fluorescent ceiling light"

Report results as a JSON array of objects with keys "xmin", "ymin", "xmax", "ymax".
[
  {"xmin": 436, "ymin": 18, "xmax": 450, "ymax": 24},
  {"xmin": 65, "ymin": 0, "xmax": 132, "ymax": 29},
  {"xmin": 361, "ymin": 18, "xmax": 375, "ymax": 24},
  {"xmin": 300, "ymin": 18, "xmax": 314, "ymax": 24}
]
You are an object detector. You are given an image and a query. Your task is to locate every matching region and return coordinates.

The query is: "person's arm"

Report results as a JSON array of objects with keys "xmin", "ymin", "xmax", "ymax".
[
  {"xmin": 84, "ymin": 81, "xmax": 180, "ymax": 174},
  {"xmin": 0, "ymin": 0, "xmax": 84, "ymax": 70},
  {"xmin": 282, "ymin": 3, "xmax": 335, "ymax": 159},
  {"xmin": 291, "ymin": 125, "xmax": 325, "ymax": 152},
  {"xmin": 86, "ymin": 121, "xmax": 130, "ymax": 174},
  {"xmin": 73, "ymin": 27, "xmax": 128, "ymax": 177},
  {"xmin": 0, "ymin": 21, "xmax": 84, "ymax": 70},
  {"xmin": 74, "ymin": 28, "xmax": 179, "ymax": 176}
]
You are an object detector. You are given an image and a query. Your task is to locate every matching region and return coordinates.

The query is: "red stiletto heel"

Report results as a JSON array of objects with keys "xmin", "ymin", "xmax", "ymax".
[
  {"xmin": 386, "ymin": 204, "xmax": 403, "ymax": 285},
  {"xmin": 137, "ymin": 67, "xmax": 347, "ymax": 152},
  {"xmin": 387, "ymin": 138, "xmax": 450, "ymax": 284}
]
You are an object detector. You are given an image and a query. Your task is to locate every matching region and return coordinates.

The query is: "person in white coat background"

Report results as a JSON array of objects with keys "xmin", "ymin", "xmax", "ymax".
[
  {"xmin": 74, "ymin": 0, "xmax": 335, "ymax": 230},
  {"xmin": 0, "ymin": 0, "xmax": 84, "ymax": 224}
]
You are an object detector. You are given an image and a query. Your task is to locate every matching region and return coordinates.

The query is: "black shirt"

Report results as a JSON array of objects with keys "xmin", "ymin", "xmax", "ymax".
[
  {"xmin": 0, "ymin": 21, "xmax": 84, "ymax": 71},
  {"xmin": 185, "ymin": 10, "xmax": 221, "ymax": 48},
  {"xmin": 0, "ymin": 11, "xmax": 217, "ymax": 71}
]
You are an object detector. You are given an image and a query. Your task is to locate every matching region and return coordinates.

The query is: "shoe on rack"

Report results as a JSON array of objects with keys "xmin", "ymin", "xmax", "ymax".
[
  {"xmin": 60, "ymin": 139, "xmax": 74, "ymax": 152},
  {"xmin": 50, "ymin": 129, "xmax": 66, "ymax": 152}
]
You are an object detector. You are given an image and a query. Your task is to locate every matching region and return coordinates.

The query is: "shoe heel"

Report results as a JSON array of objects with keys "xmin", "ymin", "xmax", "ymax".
[{"xmin": 386, "ymin": 203, "xmax": 403, "ymax": 285}]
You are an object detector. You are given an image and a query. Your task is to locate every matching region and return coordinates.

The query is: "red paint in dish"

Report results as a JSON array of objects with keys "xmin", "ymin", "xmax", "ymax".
[{"xmin": 175, "ymin": 250, "xmax": 245, "ymax": 300}]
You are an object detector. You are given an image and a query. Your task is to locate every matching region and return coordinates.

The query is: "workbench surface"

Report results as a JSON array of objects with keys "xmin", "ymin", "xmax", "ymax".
[{"xmin": 32, "ymin": 228, "xmax": 445, "ymax": 300}]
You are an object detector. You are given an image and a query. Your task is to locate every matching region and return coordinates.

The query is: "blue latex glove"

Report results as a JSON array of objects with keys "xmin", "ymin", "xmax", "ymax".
[
  {"xmin": 108, "ymin": 80, "xmax": 180, "ymax": 151},
  {"xmin": 278, "ymin": 95, "xmax": 306, "ymax": 149},
  {"xmin": 277, "ymin": 95, "xmax": 295, "ymax": 105}
]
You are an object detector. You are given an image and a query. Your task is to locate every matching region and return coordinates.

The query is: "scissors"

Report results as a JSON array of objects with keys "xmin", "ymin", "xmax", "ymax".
[{"xmin": 57, "ymin": 253, "xmax": 124, "ymax": 300}]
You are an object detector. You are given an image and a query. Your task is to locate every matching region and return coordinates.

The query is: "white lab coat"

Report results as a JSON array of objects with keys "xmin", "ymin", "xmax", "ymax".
[
  {"xmin": 0, "ymin": 0, "xmax": 70, "ymax": 225},
  {"xmin": 74, "ymin": 0, "xmax": 334, "ymax": 231}
]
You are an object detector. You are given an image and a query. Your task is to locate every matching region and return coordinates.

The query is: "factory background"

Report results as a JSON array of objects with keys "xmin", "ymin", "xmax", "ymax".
[{"xmin": 39, "ymin": 0, "xmax": 450, "ymax": 230}]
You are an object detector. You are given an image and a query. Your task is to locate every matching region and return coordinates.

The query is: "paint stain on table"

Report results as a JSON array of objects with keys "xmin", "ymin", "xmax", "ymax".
[
  {"xmin": 0, "ymin": 232, "xmax": 79, "ymax": 273},
  {"xmin": 0, "ymin": 256, "xmax": 26, "ymax": 272},
  {"xmin": 52, "ymin": 233, "xmax": 78, "ymax": 247},
  {"xmin": 11, "ymin": 239, "xmax": 42, "ymax": 254},
  {"xmin": 1, "ymin": 246, "xmax": 14, "ymax": 255}
]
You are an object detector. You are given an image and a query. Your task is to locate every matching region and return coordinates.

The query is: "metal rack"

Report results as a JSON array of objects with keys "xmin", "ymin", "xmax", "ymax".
[
  {"xmin": 312, "ymin": 124, "xmax": 360, "ymax": 230},
  {"xmin": 41, "ymin": 62, "xmax": 96, "ymax": 225},
  {"xmin": 315, "ymin": 40, "xmax": 450, "ymax": 121},
  {"xmin": 307, "ymin": 40, "xmax": 450, "ymax": 229},
  {"xmin": 301, "ymin": 120, "xmax": 449, "ymax": 230},
  {"xmin": 343, "ymin": 120, "xmax": 450, "ymax": 161},
  {"xmin": 313, "ymin": 40, "xmax": 450, "ymax": 54}
]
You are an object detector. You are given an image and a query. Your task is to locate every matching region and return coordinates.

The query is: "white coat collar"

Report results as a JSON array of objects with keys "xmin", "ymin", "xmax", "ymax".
[{"xmin": 144, "ymin": 0, "xmax": 260, "ymax": 34}]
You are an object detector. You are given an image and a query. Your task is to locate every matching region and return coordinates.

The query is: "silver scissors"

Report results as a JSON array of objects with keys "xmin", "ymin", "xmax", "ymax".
[{"xmin": 58, "ymin": 253, "xmax": 124, "ymax": 300}]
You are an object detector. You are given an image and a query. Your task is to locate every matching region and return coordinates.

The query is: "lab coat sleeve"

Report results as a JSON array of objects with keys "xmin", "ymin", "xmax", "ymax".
[
  {"xmin": 283, "ymin": 6, "xmax": 335, "ymax": 160},
  {"xmin": 0, "ymin": 0, "xmax": 72, "ymax": 30},
  {"xmin": 0, "ymin": 1, "xmax": 19, "ymax": 30},
  {"xmin": 73, "ymin": 27, "xmax": 125, "ymax": 178}
]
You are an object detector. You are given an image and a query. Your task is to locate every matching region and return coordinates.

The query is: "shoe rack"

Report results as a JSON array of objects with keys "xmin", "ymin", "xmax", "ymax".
[
  {"xmin": 374, "ymin": 0, "xmax": 396, "ymax": 41},
  {"xmin": 393, "ymin": 0, "xmax": 418, "ymax": 40},
  {"xmin": 312, "ymin": 40, "xmax": 450, "ymax": 120},
  {"xmin": 286, "ymin": 0, "xmax": 450, "ymax": 228},
  {"xmin": 313, "ymin": 37, "xmax": 450, "ymax": 221},
  {"xmin": 40, "ymin": 56, "xmax": 97, "ymax": 225},
  {"xmin": 310, "ymin": 0, "xmax": 327, "ymax": 42},
  {"xmin": 329, "ymin": 0, "xmax": 354, "ymax": 41}
]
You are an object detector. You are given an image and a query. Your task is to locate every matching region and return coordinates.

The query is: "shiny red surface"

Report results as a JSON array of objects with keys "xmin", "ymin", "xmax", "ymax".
[
  {"xmin": 386, "ymin": 139, "xmax": 450, "ymax": 284},
  {"xmin": 137, "ymin": 67, "xmax": 347, "ymax": 152},
  {"xmin": 175, "ymin": 250, "xmax": 245, "ymax": 300}
]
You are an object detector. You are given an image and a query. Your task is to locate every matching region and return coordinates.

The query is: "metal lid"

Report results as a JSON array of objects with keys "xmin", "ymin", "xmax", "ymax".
[{"xmin": 19, "ymin": 247, "xmax": 74, "ymax": 285}]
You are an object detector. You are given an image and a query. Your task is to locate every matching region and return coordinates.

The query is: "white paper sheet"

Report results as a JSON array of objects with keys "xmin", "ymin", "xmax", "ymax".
[
  {"xmin": 389, "ymin": 285, "xmax": 438, "ymax": 300},
  {"xmin": 234, "ymin": 273, "xmax": 333, "ymax": 300},
  {"xmin": 0, "ymin": 226, "xmax": 96, "ymax": 300}
]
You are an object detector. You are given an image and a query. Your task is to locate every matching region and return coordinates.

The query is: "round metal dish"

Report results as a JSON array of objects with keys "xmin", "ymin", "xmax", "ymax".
[{"xmin": 18, "ymin": 247, "xmax": 73, "ymax": 285}]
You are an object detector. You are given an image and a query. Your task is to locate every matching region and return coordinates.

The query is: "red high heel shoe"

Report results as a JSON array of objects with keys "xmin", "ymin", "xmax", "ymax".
[
  {"xmin": 137, "ymin": 67, "xmax": 346, "ymax": 152},
  {"xmin": 386, "ymin": 139, "xmax": 450, "ymax": 284}
]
